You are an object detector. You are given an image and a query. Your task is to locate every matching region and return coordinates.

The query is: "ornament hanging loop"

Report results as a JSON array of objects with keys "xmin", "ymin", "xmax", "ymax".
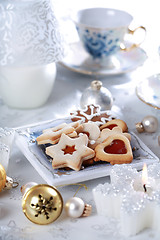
[
  {"xmin": 56, "ymin": 183, "xmax": 88, "ymax": 197},
  {"xmin": 57, "ymin": 183, "xmax": 92, "ymax": 219},
  {"xmin": 73, "ymin": 183, "xmax": 88, "ymax": 197}
]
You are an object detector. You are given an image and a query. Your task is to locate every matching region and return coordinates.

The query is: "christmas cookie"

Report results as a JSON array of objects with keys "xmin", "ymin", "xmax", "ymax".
[
  {"xmin": 82, "ymin": 158, "xmax": 95, "ymax": 167},
  {"xmin": 46, "ymin": 133, "xmax": 95, "ymax": 171},
  {"xmin": 94, "ymin": 134, "xmax": 133, "ymax": 165},
  {"xmin": 99, "ymin": 127, "xmax": 131, "ymax": 143},
  {"xmin": 70, "ymin": 104, "xmax": 100, "ymax": 122},
  {"xmin": 100, "ymin": 119, "xmax": 128, "ymax": 132},
  {"xmin": 77, "ymin": 122, "xmax": 100, "ymax": 141},
  {"xmin": 90, "ymin": 127, "xmax": 131, "ymax": 150},
  {"xmin": 90, "ymin": 112, "xmax": 114, "ymax": 125},
  {"xmin": 64, "ymin": 158, "xmax": 95, "ymax": 170},
  {"xmin": 36, "ymin": 122, "xmax": 81, "ymax": 145},
  {"xmin": 70, "ymin": 104, "xmax": 114, "ymax": 125}
]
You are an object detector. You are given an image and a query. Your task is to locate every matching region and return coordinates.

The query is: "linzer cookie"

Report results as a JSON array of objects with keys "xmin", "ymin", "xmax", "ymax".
[
  {"xmin": 36, "ymin": 122, "xmax": 82, "ymax": 145},
  {"xmin": 100, "ymin": 119, "xmax": 128, "ymax": 132},
  {"xmin": 94, "ymin": 134, "xmax": 133, "ymax": 165},
  {"xmin": 99, "ymin": 127, "xmax": 131, "ymax": 143},
  {"xmin": 91, "ymin": 126, "xmax": 131, "ymax": 150},
  {"xmin": 70, "ymin": 104, "xmax": 114, "ymax": 125},
  {"xmin": 77, "ymin": 122, "xmax": 100, "ymax": 140},
  {"xmin": 45, "ymin": 133, "xmax": 95, "ymax": 171},
  {"xmin": 82, "ymin": 158, "xmax": 95, "ymax": 167},
  {"xmin": 43, "ymin": 121, "xmax": 81, "ymax": 133}
]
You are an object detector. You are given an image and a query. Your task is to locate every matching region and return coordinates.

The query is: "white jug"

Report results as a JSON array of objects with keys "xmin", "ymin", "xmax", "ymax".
[{"xmin": 0, "ymin": 0, "xmax": 64, "ymax": 108}]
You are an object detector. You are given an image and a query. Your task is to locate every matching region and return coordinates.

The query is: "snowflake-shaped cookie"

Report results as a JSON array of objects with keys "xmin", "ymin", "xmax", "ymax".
[{"xmin": 70, "ymin": 104, "xmax": 114, "ymax": 126}]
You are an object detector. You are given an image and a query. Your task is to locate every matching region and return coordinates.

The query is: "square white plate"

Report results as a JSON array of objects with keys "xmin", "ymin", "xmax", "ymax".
[{"xmin": 15, "ymin": 117, "xmax": 159, "ymax": 186}]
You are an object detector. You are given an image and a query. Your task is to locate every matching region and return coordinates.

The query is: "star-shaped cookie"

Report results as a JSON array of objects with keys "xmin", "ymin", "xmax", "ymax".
[
  {"xmin": 36, "ymin": 122, "xmax": 81, "ymax": 145},
  {"xmin": 45, "ymin": 133, "xmax": 95, "ymax": 171}
]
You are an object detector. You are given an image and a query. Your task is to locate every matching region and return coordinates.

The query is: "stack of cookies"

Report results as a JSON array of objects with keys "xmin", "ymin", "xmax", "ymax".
[{"xmin": 36, "ymin": 105, "xmax": 133, "ymax": 171}]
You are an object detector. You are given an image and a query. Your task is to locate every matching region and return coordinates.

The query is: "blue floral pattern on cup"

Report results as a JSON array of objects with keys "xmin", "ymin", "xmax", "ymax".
[{"xmin": 76, "ymin": 26, "xmax": 126, "ymax": 59}]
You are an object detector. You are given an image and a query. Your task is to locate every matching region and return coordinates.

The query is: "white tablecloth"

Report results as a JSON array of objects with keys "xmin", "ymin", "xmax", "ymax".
[{"xmin": 0, "ymin": 0, "xmax": 160, "ymax": 239}]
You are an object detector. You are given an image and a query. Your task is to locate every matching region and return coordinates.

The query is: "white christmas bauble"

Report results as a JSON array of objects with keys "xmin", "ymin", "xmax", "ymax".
[{"xmin": 65, "ymin": 197, "xmax": 85, "ymax": 218}]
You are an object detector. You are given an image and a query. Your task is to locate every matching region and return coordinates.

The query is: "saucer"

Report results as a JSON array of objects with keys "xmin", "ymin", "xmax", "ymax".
[
  {"xmin": 136, "ymin": 74, "xmax": 160, "ymax": 109},
  {"xmin": 59, "ymin": 42, "xmax": 147, "ymax": 76}
]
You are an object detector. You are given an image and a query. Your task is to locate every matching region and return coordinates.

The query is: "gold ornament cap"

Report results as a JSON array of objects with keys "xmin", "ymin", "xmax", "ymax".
[
  {"xmin": 22, "ymin": 184, "xmax": 63, "ymax": 225},
  {"xmin": 135, "ymin": 122, "xmax": 145, "ymax": 133},
  {"xmin": 82, "ymin": 203, "xmax": 92, "ymax": 217},
  {"xmin": 158, "ymin": 136, "xmax": 160, "ymax": 146},
  {"xmin": 0, "ymin": 164, "xmax": 6, "ymax": 192}
]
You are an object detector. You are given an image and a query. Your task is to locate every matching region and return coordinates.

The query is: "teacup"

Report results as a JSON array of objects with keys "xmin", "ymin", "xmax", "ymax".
[{"xmin": 73, "ymin": 8, "xmax": 146, "ymax": 62}]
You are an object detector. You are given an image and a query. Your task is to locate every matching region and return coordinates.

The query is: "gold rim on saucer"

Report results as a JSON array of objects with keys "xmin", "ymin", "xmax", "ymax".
[
  {"xmin": 59, "ymin": 41, "xmax": 147, "ymax": 76},
  {"xmin": 136, "ymin": 74, "xmax": 160, "ymax": 110}
]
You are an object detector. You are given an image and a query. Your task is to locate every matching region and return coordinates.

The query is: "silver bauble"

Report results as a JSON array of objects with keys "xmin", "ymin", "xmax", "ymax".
[
  {"xmin": 80, "ymin": 80, "xmax": 113, "ymax": 111},
  {"xmin": 142, "ymin": 116, "xmax": 158, "ymax": 133}
]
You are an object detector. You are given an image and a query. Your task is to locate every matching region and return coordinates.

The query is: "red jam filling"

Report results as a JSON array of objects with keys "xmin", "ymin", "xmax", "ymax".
[
  {"xmin": 62, "ymin": 145, "xmax": 76, "ymax": 155},
  {"xmin": 104, "ymin": 139, "xmax": 127, "ymax": 154},
  {"xmin": 82, "ymin": 131, "xmax": 90, "ymax": 137},
  {"xmin": 105, "ymin": 124, "xmax": 117, "ymax": 130}
]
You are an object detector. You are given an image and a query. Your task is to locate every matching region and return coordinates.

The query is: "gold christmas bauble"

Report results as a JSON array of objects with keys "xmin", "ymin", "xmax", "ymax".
[
  {"xmin": 0, "ymin": 164, "xmax": 6, "ymax": 192},
  {"xmin": 22, "ymin": 184, "xmax": 63, "ymax": 225}
]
